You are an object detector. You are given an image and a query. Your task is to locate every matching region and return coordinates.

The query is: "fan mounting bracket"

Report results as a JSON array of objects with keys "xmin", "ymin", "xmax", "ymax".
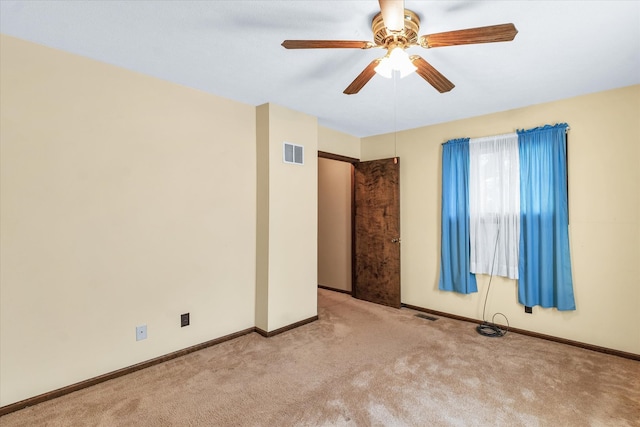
[{"xmin": 372, "ymin": 9, "xmax": 420, "ymax": 49}]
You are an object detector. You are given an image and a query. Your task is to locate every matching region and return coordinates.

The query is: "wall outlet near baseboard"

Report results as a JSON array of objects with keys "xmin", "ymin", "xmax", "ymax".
[
  {"xmin": 525, "ymin": 306, "xmax": 533, "ymax": 314},
  {"xmin": 136, "ymin": 325, "xmax": 147, "ymax": 341},
  {"xmin": 181, "ymin": 313, "xmax": 190, "ymax": 327}
]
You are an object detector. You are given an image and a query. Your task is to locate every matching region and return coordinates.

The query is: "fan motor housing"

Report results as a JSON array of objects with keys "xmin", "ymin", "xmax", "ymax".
[{"xmin": 372, "ymin": 9, "xmax": 420, "ymax": 47}]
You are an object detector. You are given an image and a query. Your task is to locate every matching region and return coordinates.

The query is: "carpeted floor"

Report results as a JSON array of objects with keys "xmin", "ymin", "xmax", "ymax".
[{"xmin": 2, "ymin": 288, "xmax": 639, "ymax": 426}]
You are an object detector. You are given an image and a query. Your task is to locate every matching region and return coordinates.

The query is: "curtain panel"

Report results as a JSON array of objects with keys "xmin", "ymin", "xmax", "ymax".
[
  {"xmin": 469, "ymin": 133, "xmax": 520, "ymax": 279},
  {"xmin": 517, "ymin": 124, "xmax": 575, "ymax": 310},
  {"xmin": 438, "ymin": 138, "xmax": 477, "ymax": 294}
]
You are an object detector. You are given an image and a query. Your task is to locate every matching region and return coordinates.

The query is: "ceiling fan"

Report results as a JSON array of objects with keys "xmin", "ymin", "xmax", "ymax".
[{"xmin": 281, "ymin": 0, "xmax": 518, "ymax": 95}]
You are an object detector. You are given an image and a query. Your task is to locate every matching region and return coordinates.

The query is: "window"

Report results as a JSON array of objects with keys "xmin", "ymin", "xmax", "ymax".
[{"xmin": 439, "ymin": 124, "xmax": 575, "ymax": 310}]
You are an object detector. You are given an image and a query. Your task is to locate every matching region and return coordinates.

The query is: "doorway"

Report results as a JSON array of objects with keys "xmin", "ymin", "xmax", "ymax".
[
  {"xmin": 318, "ymin": 152, "xmax": 401, "ymax": 308},
  {"xmin": 318, "ymin": 154, "xmax": 354, "ymax": 294}
]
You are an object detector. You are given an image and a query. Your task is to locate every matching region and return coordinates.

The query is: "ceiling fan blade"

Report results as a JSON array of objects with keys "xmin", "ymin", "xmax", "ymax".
[
  {"xmin": 420, "ymin": 23, "xmax": 518, "ymax": 48},
  {"xmin": 344, "ymin": 59, "xmax": 381, "ymax": 95},
  {"xmin": 282, "ymin": 40, "xmax": 373, "ymax": 49},
  {"xmin": 410, "ymin": 56, "xmax": 455, "ymax": 93},
  {"xmin": 378, "ymin": 0, "xmax": 405, "ymax": 32}
]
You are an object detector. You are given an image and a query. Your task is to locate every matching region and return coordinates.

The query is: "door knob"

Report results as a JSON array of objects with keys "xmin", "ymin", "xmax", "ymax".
[{"xmin": 391, "ymin": 238, "xmax": 401, "ymax": 243}]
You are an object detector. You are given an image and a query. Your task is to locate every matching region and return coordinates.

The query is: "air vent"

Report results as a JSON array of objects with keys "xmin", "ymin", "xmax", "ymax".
[
  {"xmin": 283, "ymin": 142, "xmax": 304, "ymax": 165},
  {"xmin": 415, "ymin": 313, "xmax": 438, "ymax": 321}
]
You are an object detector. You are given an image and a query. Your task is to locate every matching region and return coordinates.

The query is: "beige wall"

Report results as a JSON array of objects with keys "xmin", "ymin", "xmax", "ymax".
[
  {"xmin": 318, "ymin": 158, "xmax": 352, "ymax": 292},
  {"xmin": 255, "ymin": 105, "xmax": 270, "ymax": 331},
  {"xmin": 318, "ymin": 126, "xmax": 360, "ymax": 159},
  {"xmin": 0, "ymin": 35, "xmax": 257, "ymax": 405},
  {"xmin": 255, "ymin": 103, "xmax": 318, "ymax": 332},
  {"xmin": 362, "ymin": 85, "xmax": 640, "ymax": 354}
]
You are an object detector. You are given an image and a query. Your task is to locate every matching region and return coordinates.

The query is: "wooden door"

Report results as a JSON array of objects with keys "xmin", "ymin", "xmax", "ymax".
[{"xmin": 353, "ymin": 157, "xmax": 400, "ymax": 308}]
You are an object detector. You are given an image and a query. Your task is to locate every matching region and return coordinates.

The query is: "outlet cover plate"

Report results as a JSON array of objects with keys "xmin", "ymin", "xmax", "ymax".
[
  {"xmin": 136, "ymin": 325, "xmax": 147, "ymax": 341},
  {"xmin": 181, "ymin": 313, "xmax": 190, "ymax": 327}
]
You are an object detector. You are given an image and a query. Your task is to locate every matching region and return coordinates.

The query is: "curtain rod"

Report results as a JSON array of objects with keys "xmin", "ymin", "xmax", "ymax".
[{"xmin": 441, "ymin": 125, "xmax": 570, "ymax": 145}]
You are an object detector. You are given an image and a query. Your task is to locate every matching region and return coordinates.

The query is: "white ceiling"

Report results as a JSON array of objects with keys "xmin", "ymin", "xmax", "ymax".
[{"xmin": 1, "ymin": 0, "xmax": 639, "ymax": 137}]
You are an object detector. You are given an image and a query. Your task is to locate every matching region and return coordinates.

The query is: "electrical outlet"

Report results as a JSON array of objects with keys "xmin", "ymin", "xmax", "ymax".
[
  {"xmin": 181, "ymin": 313, "xmax": 190, "ymax": 327},
  {"xmin": 525, "ymin": 306, "xmax": 533, "ymax": 314},
  {"xmin": 136, "ymin": 325, "xmax": 147, "ymax": 341}
]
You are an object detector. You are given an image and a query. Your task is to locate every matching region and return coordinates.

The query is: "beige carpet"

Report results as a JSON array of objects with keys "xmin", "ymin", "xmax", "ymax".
[{"xmin": 2, "ymin": 289, "xmax": 639, "ymax": 426}]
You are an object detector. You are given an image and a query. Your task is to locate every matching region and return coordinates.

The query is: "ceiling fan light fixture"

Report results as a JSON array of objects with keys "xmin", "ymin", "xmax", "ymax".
[
  {"xmin": 375, "ymin": 46, "xmax": 417, "ymax": 79},
  {"xmin": 374, "ymin": 57, "xmax": 393, "ymax": 78},
  {"xmin": 393, "ymin": 48, "xmax": 417, "ymax": 78}
]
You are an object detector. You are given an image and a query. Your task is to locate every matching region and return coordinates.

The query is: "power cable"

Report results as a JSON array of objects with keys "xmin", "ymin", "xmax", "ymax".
[{"xmin": 476, "ymin": 223, "xmax": 509, "ymax": 338}]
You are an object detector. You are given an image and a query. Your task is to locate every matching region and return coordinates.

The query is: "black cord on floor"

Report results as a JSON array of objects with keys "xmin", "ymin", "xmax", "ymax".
[
  {"xmin": 477, "ymin": 314, "xmax": 509, "ymax": 337},
  {"xmin": 476, "ymin": 322, "xmax": 504, "ymax": 337},
  {"xmin": 476, "ymin": 273, "xmax": 509, "ymax": 337}
]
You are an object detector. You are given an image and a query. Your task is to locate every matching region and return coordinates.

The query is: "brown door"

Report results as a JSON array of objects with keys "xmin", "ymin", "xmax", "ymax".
[{"xmin": 353, "ymin": 157, "xmax": 400, "ymax": 308}]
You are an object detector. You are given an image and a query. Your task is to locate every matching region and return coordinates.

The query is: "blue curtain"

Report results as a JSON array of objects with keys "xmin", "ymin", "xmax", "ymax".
[
  {"xmin": 439, "ymin": 138, "xmax": 477, "ymax": 294},
  {"xmin": 517, "ymin": 124, "xmax": 575, "ymax": 310}
]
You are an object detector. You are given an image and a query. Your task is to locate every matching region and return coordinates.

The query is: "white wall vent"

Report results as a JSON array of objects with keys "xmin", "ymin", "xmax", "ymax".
[{"xmin": 283, "ymin": 142, "xmax": 304, "ymax": 165}]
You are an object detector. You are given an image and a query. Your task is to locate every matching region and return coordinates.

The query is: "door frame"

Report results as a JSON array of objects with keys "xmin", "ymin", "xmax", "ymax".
[{"xmin": 318, "ymin": 151, "xmax": 359, "ymax": 297}]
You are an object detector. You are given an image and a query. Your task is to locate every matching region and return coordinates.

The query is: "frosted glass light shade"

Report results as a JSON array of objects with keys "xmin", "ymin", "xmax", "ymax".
[
  {"xmin": 374, "ymin": 47, "xmax": 417, "ymax": 79},
  {"xmin": 374, "ymin": 58, "xmax": 393, "ymax": 78}
]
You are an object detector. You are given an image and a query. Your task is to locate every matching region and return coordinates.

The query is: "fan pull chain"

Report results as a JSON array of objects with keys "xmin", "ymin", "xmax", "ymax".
[{"xmin": 394, "ymin": 72, "xmax": 398, "ymax": 159}]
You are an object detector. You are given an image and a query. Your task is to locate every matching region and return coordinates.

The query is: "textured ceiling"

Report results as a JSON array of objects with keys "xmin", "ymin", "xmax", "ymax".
[{"xmin": 1, "ymin": 0, "xmax": 639, "ymax": 137}]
